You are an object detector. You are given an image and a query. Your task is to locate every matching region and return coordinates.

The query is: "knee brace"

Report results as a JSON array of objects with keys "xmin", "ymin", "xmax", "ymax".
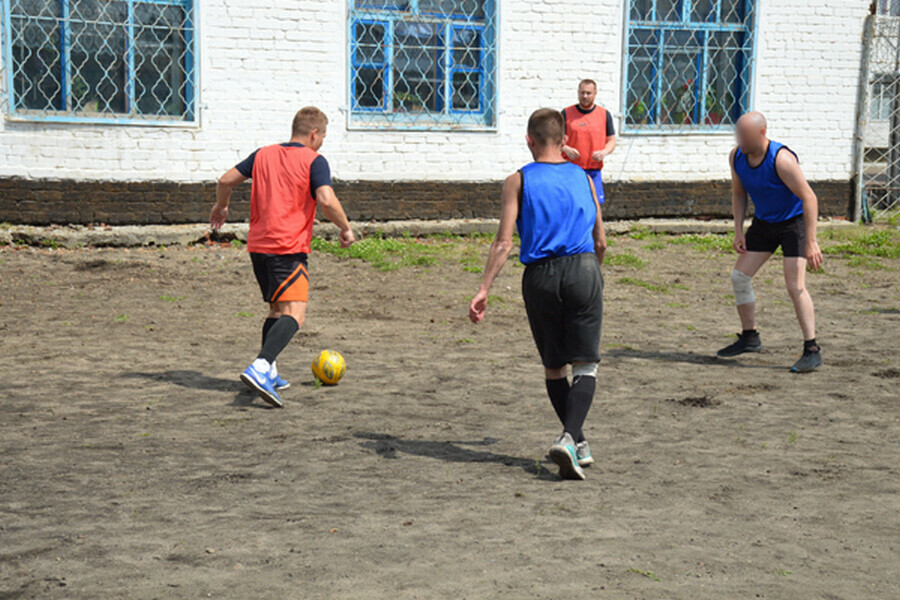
[
  {"xmin": 731, "ymin": 269, "xmax": 755, "ymax": 305},
  {"xmin": 572, "ymin": 362, "xmax": 599, "ymax": 379}
]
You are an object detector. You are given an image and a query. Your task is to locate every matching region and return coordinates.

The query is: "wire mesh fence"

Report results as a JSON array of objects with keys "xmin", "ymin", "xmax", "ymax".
[
  {"xmin": 855, "ymin": 9, "xmax": 900, "ymax": 223},
  {"xmin": 2, "ymin": 0, "xmax": 196, "ymax": 124},
  {"xmin": 623, "ymin": 0, "xmax": 756, "ymax": 133},
  {"xmin": 348, "ymin": 0, "xmax": 496, "ymax": 130}
]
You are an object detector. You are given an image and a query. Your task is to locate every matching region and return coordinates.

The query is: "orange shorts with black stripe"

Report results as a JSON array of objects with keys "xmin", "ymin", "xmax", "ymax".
[{"xmin": 250, "ymin": 252, "xmax": 309, "ymax": 303}]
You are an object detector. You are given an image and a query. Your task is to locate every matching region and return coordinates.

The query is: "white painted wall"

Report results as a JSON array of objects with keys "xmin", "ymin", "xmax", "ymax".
[{"xmin": 0, "ymin": 0, "xmax": 869, "ymax": 184}]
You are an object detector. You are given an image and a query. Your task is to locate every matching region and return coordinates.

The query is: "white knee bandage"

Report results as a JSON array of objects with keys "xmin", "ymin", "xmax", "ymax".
[
  {"xmin": 731, "ymin": 269, "xmax": 755, "ymax": 305},
  {"xmin": 572, "ymin": 362, "xmax": 599, "ymax": 378}
]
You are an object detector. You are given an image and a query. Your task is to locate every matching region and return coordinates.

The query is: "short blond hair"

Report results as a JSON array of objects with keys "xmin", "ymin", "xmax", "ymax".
[
  {"xmin": 291, "ymin": 106, "xmax": 328, "ymax": 137},
  {"xmin": 527, "ymin": 108, "xmax": 565, "ymax": 147}
]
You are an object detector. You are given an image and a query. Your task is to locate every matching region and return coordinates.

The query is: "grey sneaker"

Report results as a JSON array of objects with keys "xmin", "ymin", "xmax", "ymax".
[
  {"xmin": 790, "ymin": 347, "xmax": 823, "ymax": 373},
  {"xmin": 576, "ymin": 440, "xmax": 594, "ymax": 467},
  {"xmin": 548, "ymin": 432, "xmax": 585, "ymax": 480},
  {"xmin": 717, "ymin": 332, "xmax": 763, "ymax": 357}
]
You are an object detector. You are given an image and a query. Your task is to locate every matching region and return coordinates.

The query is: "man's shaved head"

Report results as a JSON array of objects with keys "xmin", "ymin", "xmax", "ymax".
[
  {"xmin": 735, "ymin": 111, "xmax": 768, "ymax": 155},
  {"xmin": 738, "ymin": 111, "xmax": 767, "ymax": 131}
]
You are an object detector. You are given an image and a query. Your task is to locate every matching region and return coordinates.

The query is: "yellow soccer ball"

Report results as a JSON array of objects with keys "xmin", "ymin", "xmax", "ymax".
[{"xmin": 311, "ymin": 350, "xmax": 346, "ymax": 385}]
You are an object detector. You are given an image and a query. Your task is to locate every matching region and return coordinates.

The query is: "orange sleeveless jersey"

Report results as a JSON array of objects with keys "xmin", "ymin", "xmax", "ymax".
[
  {"xmin": 562, "ymin": 105, "xmax": 609, "ymax": 170},
  {"xmin": 247, "ymin": 144, "xmax": 321, "ymax": 255}
]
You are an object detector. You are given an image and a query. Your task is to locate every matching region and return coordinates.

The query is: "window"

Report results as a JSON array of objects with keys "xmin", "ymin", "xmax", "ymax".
[
  {"xmin": 623, "ymin": 0, "xmax": 756, "ymax": 132},
  {"xmin": 3, "ymin": 0, "xmax": 197, "ymax": 124},
  {"xmin": 876, "ymin": 0, "xmax": 900, "ymax": 16},
  {"xmin": 348, "ymin": 0, "xmax": 496, "ymax": 130}
]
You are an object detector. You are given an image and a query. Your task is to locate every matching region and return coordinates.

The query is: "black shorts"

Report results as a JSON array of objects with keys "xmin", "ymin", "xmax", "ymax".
[
  {"xmin": 522, "ymin": 252, "xmax": 604, "ymax": 369},
  {"xmin": 250, "ymin": 252, "xmax": 309, "ymax": 303},
  {"xmin": 745, "ymin": 214, "xmax": 806, "ymax": 257}
]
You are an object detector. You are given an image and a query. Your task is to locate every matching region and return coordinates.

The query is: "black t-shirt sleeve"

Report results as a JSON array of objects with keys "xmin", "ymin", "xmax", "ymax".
[
  {"xmin": 606, "ymin": 111, "xmax": 615, "ymax": 136},
  {"xmin": 309, "ymin": 155, "xmax": 332, "ymax": 194},
  {"xmin": 234, "ymin": 149, "xmax": 259, "ymax": 178}
]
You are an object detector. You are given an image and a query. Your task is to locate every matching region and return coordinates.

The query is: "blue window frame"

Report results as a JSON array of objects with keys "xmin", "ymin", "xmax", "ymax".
[
  {"xmin": 623, "ymin": 0, "xmax": 757, "ymax": 132},
  {"xmin": 348, "ymin": 0, "xmax": 496, "ymax": 130},
  {"xmin": 3, "ymin": 0, "xmax": 197, "ymax": 125}
]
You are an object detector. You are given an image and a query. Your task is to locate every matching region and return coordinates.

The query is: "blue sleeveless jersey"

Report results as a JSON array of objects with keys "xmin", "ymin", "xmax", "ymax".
[
  {"xmin": 733, "ymin": 141, "xmax": 804, "ymax": 223},
  {"xmin": 516, "ymin": 162, "xmax": 597, "ymax": 265}
]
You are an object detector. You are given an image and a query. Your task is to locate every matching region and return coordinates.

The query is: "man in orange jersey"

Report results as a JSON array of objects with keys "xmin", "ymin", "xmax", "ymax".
[
  {"xmin": 561, "ymin": 79, "xmax": 617, "ymax": 205},
  {"xmin": 210, "ymin": 106, "xmax": 355, "ymax": 407}
]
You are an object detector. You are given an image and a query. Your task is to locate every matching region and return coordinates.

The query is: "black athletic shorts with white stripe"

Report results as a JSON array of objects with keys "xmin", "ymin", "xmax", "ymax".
[{"xmin": 522, "ymin": 252, "xmax": 604, "ymax": 369}]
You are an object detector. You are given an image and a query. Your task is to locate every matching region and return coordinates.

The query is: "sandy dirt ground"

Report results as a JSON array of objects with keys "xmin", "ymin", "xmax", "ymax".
[{"xmin": 0, "ymin": 230, "xmax": 898, "ymax": 599}]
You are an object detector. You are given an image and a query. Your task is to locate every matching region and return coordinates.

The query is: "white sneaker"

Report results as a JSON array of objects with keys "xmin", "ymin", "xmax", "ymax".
[
  {"xmin": 548, "ymin": 432, "xmax": 585, "ymax": 480},
  {"xmin": 576, "ymin": 440, "xmax": 594, "ymax": 467}
]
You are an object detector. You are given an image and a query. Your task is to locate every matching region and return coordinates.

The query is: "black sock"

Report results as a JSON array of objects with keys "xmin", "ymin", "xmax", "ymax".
[
  {"xmin": 563, "ymin": 375, "xmax": 596, "ymax": 443},
  {"xmin": 262, "ymin": 317, "xmax": 278, "ymax": 348},
  {"xmin": 742, "ymin": 329, "xmax": 758, "ymax": 338},
  {"xmin": 257, "ymin": 315, "xmax": 299, "ymax": 363},
  {"xmin": 545, "ymin": 378, "xmax": 570, "ymax": 428},
  {"xmin": 804, "ymin": 338, "xmax": 819, "ymax": 352}
]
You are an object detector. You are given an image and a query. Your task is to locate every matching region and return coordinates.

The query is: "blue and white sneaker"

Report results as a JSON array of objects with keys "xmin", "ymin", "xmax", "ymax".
[
  {"xmin": 548, "ymin": 432, "xmax": 585, "ymax": 480},
  {"xmin": 240, "ymin": 364, "xmax": 283, "ymax": 408},
  {"xmin": 576, "ymin": 440, "xmax": 594, "ymax": 467},
  {"xmin": 272, "ymin": 374, "xmax": 290, "ymax": 391}
]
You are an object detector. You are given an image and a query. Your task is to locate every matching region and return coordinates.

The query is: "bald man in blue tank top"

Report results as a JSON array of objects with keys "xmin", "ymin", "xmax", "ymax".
[{"xmin": 718, "ymin": 111, "xmax": 824, "ymax": 373}]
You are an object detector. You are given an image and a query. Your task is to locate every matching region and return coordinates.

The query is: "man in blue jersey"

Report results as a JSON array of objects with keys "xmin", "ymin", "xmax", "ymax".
[
  {"xmin": 469, "ymin": 108, "xmax": 607, "ymax": 480},
  {"xmin": 718, "ymin": 111, "xmax": 824, "ymax": 373}
]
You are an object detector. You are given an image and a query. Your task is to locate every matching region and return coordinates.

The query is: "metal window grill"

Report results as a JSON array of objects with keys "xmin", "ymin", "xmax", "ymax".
[
  {"xmin": 348, "ymin": 0, "xmax": 496, "ymax": 130},
  {"xmin": 623, "ymin": 0, "xmax": 756, "ymax": 133},
  {"xmin": 2, "ymin": 0, "xmax": 196, "ymax": 124},
  {"xmin": 854, "ymin": 10, "xmax": 900, "ymax": 222}
]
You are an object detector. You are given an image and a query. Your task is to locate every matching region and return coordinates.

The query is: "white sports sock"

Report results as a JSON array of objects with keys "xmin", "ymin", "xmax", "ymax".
[
  {"xmin": 252, "ymin": 358, "xmax": 271, "ymax": 374},
  {"xmin": 270, "ymin": 361, "xmax": 278, "ymax": 377}
]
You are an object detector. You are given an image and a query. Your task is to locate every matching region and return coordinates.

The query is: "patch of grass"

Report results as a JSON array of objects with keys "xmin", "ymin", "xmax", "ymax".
[
  {"xmin": 113, "ymin": 314, "xmax": 129, "ymax": 323},
  {"xmin": 462, "ymin": 265, "xmax": 482, "ymax": 273},
  {"xmin": 787, "ymin": 430, "xmax": 798, "ymax": 445},
  {"xmin": 230, "ymin": 239, "xmax": 245, "ymax": 249},
  {"xmin": 605, "ymin": 252, "xmax": 647, "ymax": 269},
  {"xmin": 235, "ymin": 311, "xmax": 254, "ymax": 318},
  {"xmin": 668, "ymin": 233, "xmax": 733, "ymax": 253},
  {"xmin": 628, "ymin": 228, "xmax": 665, "ymax": 241},
  {"xmin": 456, "ymin": 338, "xmax": 475, "ymax": 344},
  {"xmin": 821, "ymin": 227, "xmax": 900, "ymax": 258},
  {"xmin": 846, "ymin": 255, "xmax": 888, "ymax": 270},
  {"xmin": 159, "ymin": 294, "xmax": 186, "ymax": 302},
  {"xmin": 644, "ymin": 241, "xmax": 667, "ymax": 251},
  {"xmin": 311, "ymin": 234, "xmax": 460, "ymax": 271},
  {"xmin": 618, "ymin": 276, "xmax": 669, "ymax": 293},
  {"xmin": 627, "ymin": 568, "xmax": 661, "ymax": 582}
]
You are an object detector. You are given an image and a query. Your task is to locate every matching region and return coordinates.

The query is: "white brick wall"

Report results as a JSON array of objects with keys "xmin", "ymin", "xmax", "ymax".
[{"xmin": 0, "ymin": 0, "xmax": 870, "ymax": 184}]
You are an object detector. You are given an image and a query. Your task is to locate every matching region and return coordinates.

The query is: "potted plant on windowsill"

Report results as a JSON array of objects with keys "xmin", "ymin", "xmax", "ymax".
[
  {"xmin": 393, "ymin": 91, "xmax": 425, "ymax": 113},
  {"xmin": 629, "ymin": 99, "xmax": 649, "ymax": 125},
  {"xmin": 704, "ymin": 87, "xmax": 723, "ymax": 125},
  {"xmin": 71, "ymin": 75, "xmax": 99, "ymax": 114}
]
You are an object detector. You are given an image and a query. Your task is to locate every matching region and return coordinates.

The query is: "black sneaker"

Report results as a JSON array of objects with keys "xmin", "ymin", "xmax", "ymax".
[
  {"xmin": 717, "ymin": 332, "xmax": 763, "ymax": 357},
  {"xmin": 790, "ymin": 347, "xmax": 823, "ymax": 373}
]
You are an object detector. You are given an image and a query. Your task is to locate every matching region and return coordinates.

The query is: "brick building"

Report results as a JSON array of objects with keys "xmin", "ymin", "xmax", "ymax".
[{"xmin": 0, "ymin": 1, "xmax": 875, "ymax": 224}]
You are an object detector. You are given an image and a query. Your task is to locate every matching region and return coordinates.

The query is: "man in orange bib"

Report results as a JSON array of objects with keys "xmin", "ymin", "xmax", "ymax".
[
  {"xmin": 561, "ymin": 79, "xmax": 617, "ymax": 205},
  {"xmin": 210, "ymin": 106, "xmax": 355, "ymax": 407}
]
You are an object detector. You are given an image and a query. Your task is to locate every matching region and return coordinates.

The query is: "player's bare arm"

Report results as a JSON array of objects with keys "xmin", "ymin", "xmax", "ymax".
[
  {"xmin": 588, "ymin": 177, "xmax": 607, "ymax": 264},
  {"xmin": 729, "ymin": 146, "xmax": 749, "ymax": 253},
  {"xmin": 469, "ymin": 171, "xmax": 520, "ymax": 324},
  {"xmin": 591, "ymin": 135, "xmax": 617, "ymax": 163},
  {"xmin": 315, "ymin": 185, "xmax": 356, "ymax": 248},
  {"xmin": 211, "ymin": 167, "xmax": 247, "ymax": 230},
  {"xmin": 775, "ymin": 149, "xmax": 823, "ymax": 271}
]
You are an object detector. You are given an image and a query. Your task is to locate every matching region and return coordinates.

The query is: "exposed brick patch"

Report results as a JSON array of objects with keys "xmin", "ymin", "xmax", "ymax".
[{"xmin": 0, "ymin": 177, "xmax": 852, "ymax": 225}]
